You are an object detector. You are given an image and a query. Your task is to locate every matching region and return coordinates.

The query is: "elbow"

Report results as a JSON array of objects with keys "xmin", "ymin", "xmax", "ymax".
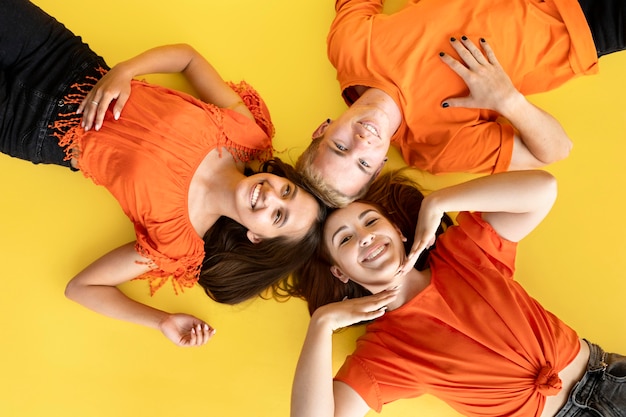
[
  {"xmin": 547, "ymin": 138, "xmax": 573, "ymax": 164},
  {"xmin": 64, "ymin": 277, "xmax": 80, "ymax": 302},
  {"xmin": 537, "ymin": 170, "xmax": 558, "ymax": 207}
]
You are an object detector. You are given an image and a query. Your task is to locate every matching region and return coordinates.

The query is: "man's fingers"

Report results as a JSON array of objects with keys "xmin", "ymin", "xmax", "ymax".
[
  {"xmin": 458, "ymin": 36, "xmax": 489, "ymax": 66},
  {"xmin": 439, "ymin": 51, "xmax": 470, "ymax": 78}
]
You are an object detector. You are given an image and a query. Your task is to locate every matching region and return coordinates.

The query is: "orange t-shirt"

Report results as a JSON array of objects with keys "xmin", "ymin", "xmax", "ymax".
[
  {"xmin": 335, "ymin": 212, "xmax": 580, "ymax": 417},
  {"xmin": 328, "ymin": 0, "xmax": 598, "ymax": 174},
  {"xmin": 61, "ymin": 80, "xmax": 273, "ymax": 294}
]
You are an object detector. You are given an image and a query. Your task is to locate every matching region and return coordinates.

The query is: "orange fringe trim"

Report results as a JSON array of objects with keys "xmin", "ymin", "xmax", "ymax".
[{"xmin": 50, "ymin": 66, "xmax": 108, "ymax": 165}]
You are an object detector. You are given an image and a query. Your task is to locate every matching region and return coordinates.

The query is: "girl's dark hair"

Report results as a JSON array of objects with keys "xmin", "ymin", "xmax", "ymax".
[
  {"xmin": 288, "ymin": 168, "xmax": 453, "ymax": 315},
  {"xmin": 199, "ymin": 158, "xmax": 327, "ymax": 305}
]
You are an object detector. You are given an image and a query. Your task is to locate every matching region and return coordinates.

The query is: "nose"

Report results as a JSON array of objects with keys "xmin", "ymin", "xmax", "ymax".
[
  {"xmin": 355, "ymin": 132, "xmax": 372, "ymax": 145},
  {"xmin": 359, "ymin": 232, "xmax": 375, "ymax": 247},
  {"xmin": 261, "ymin": 182, "xmax": 285, "ymax": 207}
]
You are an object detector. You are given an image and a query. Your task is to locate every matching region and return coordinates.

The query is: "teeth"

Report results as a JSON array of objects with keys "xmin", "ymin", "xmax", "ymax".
[
  {"xmin": 361, "ymin": 122, "xmax": 379, "ymax": 137},
  {"xmin": 251, "ymin": 184, "xmax": 261, "ymax": 208},
  {"xmin": 365, "ymin": 245, "xmax": 385, "ymax": 261}
]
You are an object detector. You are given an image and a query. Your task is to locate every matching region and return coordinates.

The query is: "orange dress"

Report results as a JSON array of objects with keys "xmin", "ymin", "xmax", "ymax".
[
  {"xmin": 328, "ymin": 0, "xmax": 598, "ymax": 174},
  {"xmin": 335, "ymin": 212, "xmax": 580, "ymax": 417},
  {"xmin": 60, "ymin": 80, "xmax": 274, "ymax": 294}
]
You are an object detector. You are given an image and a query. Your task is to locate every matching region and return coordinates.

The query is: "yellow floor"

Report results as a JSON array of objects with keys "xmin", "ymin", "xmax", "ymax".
[{"xmin": 0, "ymin": 1, "xmax": 625, "ymax": 416}]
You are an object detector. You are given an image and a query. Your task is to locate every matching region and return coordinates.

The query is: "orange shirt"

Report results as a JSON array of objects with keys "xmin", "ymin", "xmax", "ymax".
[
  {"xmin": 335, "ymin": 212, "xmax": 580, "ymax": 417},
  {"xmin": 61, "ymin": 80, "xmax": 273, "ymax": 294},
  {"xmin": 328, "ymin": 0, "xmax": 598, "ymax": 174}
]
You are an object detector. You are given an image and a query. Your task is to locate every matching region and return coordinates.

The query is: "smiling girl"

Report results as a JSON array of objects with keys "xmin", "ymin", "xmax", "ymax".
[
  {"xmin": 1, "ymin": 0, "xmax": 324, "ymax": 347},
  {"xmin": 289, "ymin": 170, "xmax": 626, "ymax": 417}
]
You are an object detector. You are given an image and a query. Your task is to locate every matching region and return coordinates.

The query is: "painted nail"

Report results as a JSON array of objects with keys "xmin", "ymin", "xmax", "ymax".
[
  {"xmin": 480, "ymin": 38, "xmax": 486, "ymax": 43},
  {"xmin": 439, "ymin": 52, "xmax": 444, "ymax": 57},
  {"xmin": 442, "ymin": 102, "xmax": 450, "ymax": 108},
  {"xmin": 461, "ymin": 35, "xmax": 467, "ymax": 41},
  {"xmin": 450, "ymin": 37, "xmax": 456, "ymax": 42}
]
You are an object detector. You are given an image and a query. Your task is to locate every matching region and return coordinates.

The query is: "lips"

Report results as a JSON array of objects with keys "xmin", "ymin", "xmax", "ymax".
[
  {"xmin": 251, "ymin": 183, "xmax": 262, "ymax": 208},
  {"xmin": 361, "ymin": 243, "xmax": 387, "ymax": 262},
  {"xmin": 359, "ymin": 122, "xmax": 380, "ymax": 138}
]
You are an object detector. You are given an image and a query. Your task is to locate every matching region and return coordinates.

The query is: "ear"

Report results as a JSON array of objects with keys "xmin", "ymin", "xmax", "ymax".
[
  {"xmin": 246, "ymin": 230, "xmax": 263, "ymax": 244},
  {"xmin": 330, "ymin": 265, "xmax": 350, "ymax": 283},
  {"xmin": 312, "ymin": 119, "xmax": 331, "ymax": 139},
  {"xmin": 391, "ymin": 223, "xmax": 407, "ymax": 242}
]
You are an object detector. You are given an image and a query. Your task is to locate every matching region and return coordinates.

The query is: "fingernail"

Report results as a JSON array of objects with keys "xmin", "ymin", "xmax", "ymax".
[
  {"xmin": 204, "ymin": 324, "xmax": 209, "ymax": 330},
  {"xmin": 326, "ymin": 118, "xmax": 331, "ymax": 123},
  {"xmin": 442, "ymin": 102, "xmax": 449, "ymax": 108},
  {"xmin": 191, "ymin": 328, "xmax": 196, "ymax": 334},
  {"xmin": 115, "ymin": 111, "xmax": 120, "ymax": 120},
  {"xmin": 480, "ymin": 38, "xmax": 486, "ymax": 43},
  {"xmin": 461, "ymin": 35, "xmax": 468, "ymax": 41},
  {"xmin": 439, "ymin": 52, "xmax": 444, "ymax": 57},
  {"xmin": 450, "ymin": 37, "xmax": 456, "ymax": 42}
]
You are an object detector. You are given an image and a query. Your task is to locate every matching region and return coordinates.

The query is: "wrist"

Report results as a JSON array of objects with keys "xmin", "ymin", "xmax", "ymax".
[
  {"xmin": 496, "ymin": 91, "xmax": 527, "ymax": 119},
  {"xmin": 310, "ymin": 307, "xmax": 336, "ymax": 334}
]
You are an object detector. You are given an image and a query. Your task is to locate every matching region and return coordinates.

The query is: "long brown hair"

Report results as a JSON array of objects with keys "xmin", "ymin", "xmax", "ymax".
[
  {"xmin": 199, "ymin": 158, "xmax": 327, "ymax": 305},
  {"xmin": 288, "ymin": 169, "xmax": 453, "ymax": 315}
]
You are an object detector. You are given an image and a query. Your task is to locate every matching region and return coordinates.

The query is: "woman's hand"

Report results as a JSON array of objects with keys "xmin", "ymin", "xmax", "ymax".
[
  {"xmin": 313, "ymin": 289, "xmax": 399, "ymax": 332},
  {"xmin": 158, "ymin": 314, "xmax": 215, "ymax": 347},
  {"xmin": 439, "ymin": 37, "xmax": 521, "ymax": 113},
  {"xmin": 396, "ymin": 195, "xmax": 443, "ymax": 276},
  {"xmin": 77, "ymin": 64, "xmax": 133, "ymax": 131}
]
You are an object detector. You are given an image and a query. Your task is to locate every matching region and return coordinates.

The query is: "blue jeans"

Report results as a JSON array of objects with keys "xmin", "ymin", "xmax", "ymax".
[
  {"xmin": 0, "ymin": 0, "xmax": 108, "ymax": 168},
  {"xmin": 555, "ymin": 340, "xmax": 626, "ymax": 417}
]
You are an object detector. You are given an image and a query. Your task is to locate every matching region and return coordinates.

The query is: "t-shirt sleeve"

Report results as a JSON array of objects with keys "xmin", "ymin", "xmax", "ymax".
[
  {"xmin": 335, "ymin": 335, "xmax": 427, "ymax": 412},
  {"xmin": 440, "ymin": 211, "xmax": 518, "ymax": 280},
  {"xmin": 398, "ymin": 118, "xmax": 516, "ymax": 175}
]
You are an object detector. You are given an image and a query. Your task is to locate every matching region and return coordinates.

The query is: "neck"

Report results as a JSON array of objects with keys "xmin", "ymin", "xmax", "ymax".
[
  {"xmin": 385, "ymin": 268, "xmax": 431, "ymax": 311},
  {"xmin": 188, "ymin": 149, "xmax": 247, "ymax": 235}
]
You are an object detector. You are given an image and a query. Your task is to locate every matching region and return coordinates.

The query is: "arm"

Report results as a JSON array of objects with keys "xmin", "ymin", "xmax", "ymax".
[
  {"xmin": 64, "ymin": 242, "xmax": 215, "ymax": 346},
  {"xmin": 79, "ymin": 43, "xmax": 253, "ymax": 130},
  {"xmin": 440, "ymin": 37, "xmax": 572, "ymax": 169},
  {"xmin": 291, "ymin": 291, "xmax": 398, "ymax": 417},
  {"xmin": 399, "ymin": 170, "xmax": 557, "ymax": 274}
]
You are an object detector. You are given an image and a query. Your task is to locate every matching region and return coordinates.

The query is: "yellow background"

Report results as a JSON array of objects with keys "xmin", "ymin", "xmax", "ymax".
[{"xmin": 1, "ymin": 1, "xmax": 625, "ymax": 416}]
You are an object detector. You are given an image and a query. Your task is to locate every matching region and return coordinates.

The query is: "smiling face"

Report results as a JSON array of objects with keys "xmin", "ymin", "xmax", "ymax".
[
  {"xmin": 324, "ymin": 202, "xmax": 406, "ymax": 292},
  {"xmin": 236, "ymin": 173, "xmax": 320, "ymax": 242},
  {"xmin": 312, "ymin": 107, "xmax": 391, "ymax": 198}
]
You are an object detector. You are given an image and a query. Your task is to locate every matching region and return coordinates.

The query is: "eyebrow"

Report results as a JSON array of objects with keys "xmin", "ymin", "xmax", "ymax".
[
  {"xmin": 279, "ymin": 185, "xmax": 298, "ymax": 228},
  {"xmin": 330, "ymin": 209, "xmax": 376, "ymax": 243},
  {"xmin": 327, "ymin": 142, "xmax": 370, "ymax": 175}
]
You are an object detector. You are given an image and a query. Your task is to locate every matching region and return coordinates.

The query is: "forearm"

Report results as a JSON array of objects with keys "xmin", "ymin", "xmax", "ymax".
[
  {"xmin": 426, "ymin": 170, "xmax": 556, "ymax": 215},
  {"xmin": 65, "ymin": 282, "xmax": 169, "ymax": 329},
  {"xmin": 117, "ymin": 44, "xmax": 243, "ymax": 108},
  {"xmin": 64, "ymin": 243, "xmax": 170, "ymax": 330},
  {"xmin": 501, "ymin": 93, "xmax": 572, "ymax": 166},
  {"xmin": 115, "ymin": 44, "xmax": 197, "ymax": 77},
  {"xmin": 291, "ymin": 313, "xmax": 336, "ymax": 417}
]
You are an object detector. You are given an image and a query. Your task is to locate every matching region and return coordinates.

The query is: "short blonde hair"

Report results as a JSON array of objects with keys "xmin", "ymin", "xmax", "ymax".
[{"xmin": 295, "ymin": 138, "xmax": 373, "ymax": 208}]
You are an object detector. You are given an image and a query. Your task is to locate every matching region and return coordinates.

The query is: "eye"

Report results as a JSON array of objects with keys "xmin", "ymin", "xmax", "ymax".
[
  {"xmin": 282, "ymin": 184, "xmax": 291, "ymax": 198},
  {"xmin": 359, "ymin": 159, "xmax": 370, "ymax": 168},
  {"xmin": 273, "ymin": 210, "xmax": 283, "ymax": 225},
  {"xmin": 365, "ymin": 217, "xmax": 379, "ymax": 227},
  {"xmin": 335, "ymin": 142, "xmax": 347, "ymax": 151},
  {"xmin": 339, "ymin": 235, "xmax": 352, "ymax": 245}
]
